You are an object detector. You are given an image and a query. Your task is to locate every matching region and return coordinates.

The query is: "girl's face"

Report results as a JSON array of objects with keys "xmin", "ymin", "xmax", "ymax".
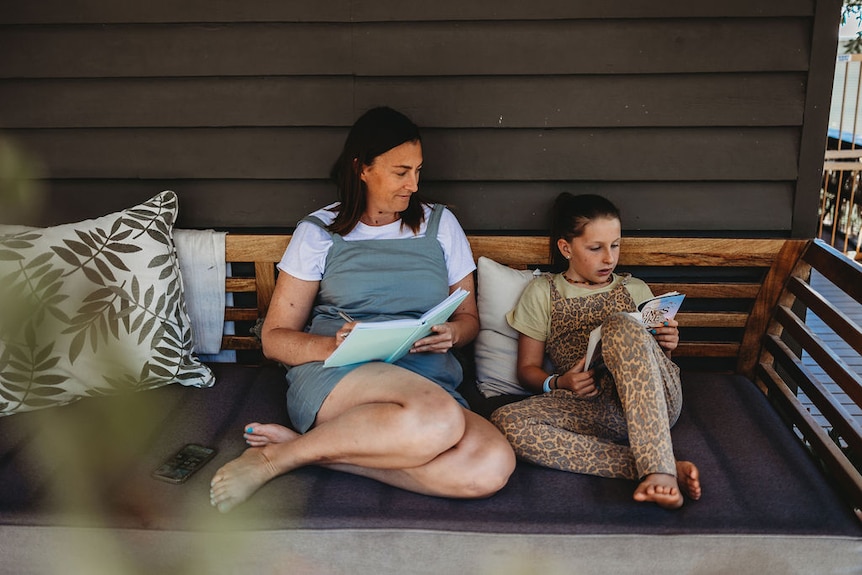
[
  {"xmin": 359, "ymin": 140, "xmax": 422, "ymax": 223},
  {"xmin": 557, "ymin": 216, "xmax": 621, "ymax": 285}
]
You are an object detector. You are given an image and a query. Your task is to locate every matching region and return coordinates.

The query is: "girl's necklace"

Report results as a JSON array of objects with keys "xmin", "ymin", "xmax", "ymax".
[{"xmin": 562, "ymin": 272, "xmax": 612, "ymax": 286}]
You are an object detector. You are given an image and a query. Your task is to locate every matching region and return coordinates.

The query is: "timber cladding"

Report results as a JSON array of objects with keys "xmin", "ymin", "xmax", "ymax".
[{"xmin": 0, "ymin": 0, "xmax": 842, "ymax": 236}]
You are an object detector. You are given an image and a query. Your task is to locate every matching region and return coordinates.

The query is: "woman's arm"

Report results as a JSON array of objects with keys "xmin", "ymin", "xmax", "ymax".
[
  {"xmin": 411, "ymin": 273, "xmax": 479, "ymax": 353},
  {"xmin": 260, "ymin": 272, "xmax": 342, "ymax": 366}
]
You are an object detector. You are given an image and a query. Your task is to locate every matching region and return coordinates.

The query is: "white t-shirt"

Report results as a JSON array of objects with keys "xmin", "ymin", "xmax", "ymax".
[{"xmin": 278, "ymin": 203, "xmax": 476, "ymax": 286}]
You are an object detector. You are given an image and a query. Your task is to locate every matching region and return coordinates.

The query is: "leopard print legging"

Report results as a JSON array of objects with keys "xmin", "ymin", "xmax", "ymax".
[{"xmin": 491, "ymin": 277, "xmax": 682, "ymax": 480}]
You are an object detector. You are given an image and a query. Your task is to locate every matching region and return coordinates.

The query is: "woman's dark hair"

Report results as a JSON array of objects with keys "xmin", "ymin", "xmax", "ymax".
[
  {"xmin": 550, "ymin": 193, "xmax": 622, "ymax": 269},
  {"xmin": 329, "ymin": 107, "xmax": 426, "ymax": 235}
]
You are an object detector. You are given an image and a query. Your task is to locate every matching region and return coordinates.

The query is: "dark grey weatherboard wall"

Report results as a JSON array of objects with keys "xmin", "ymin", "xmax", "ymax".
[{"xmin": 0, "ymin": 0, "xmax": 842, "ymax": 236}]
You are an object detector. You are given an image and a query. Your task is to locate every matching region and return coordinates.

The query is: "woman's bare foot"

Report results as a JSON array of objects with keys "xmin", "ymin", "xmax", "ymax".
[
  {"xmin": 244, "ymin": 422, "xmax": 298, "ymax": 447},
  {"xmin": 633, "ymin": 473, "xmax": 684, "ymax": 509},
  {"xmin": 210, "ymin": 448, "xmax": 279, "ymax": 513},
  {"xmin": 675, "ymin": 460, "xmax": 702, "ymax": 500}
]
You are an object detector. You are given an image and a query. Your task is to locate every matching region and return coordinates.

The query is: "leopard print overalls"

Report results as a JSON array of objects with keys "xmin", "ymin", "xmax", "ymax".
[{"xmin": 490, "ymin": 274, "xmax": 683, "ymax": 481}]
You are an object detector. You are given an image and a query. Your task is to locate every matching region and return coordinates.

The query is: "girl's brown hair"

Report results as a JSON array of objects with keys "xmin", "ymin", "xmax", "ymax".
[{"xmin": 550, "ymin": 193, "xmax": 621, "ymax": 269}]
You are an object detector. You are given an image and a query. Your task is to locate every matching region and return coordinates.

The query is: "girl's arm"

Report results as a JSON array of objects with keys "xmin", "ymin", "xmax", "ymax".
[
  {"xmin": 515, "ymin": 334, "xmax": 553, "ymax": 393},
  {"xmin": 517, "ymin": 334, "xmax": 600, "ymax": 397}
]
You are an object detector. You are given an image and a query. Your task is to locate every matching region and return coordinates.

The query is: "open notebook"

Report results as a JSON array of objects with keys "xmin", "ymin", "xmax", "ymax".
[{"xmin": 323, "ymin": 288, "xmax": 470, "ymax": 368}]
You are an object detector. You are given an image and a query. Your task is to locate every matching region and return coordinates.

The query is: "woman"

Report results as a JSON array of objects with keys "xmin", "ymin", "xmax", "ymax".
[
  {"xmin": 210, "ymin": 107, "xmax": 515, "ymax": 513},
  {"xmin": 490, "ymin": 193, "xmax": 701, "ymax": 509}
]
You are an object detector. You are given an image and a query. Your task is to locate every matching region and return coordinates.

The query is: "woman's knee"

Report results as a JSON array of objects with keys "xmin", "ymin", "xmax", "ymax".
[
  {"xmin": 448, "ymin": 419, "xmax": 516, "ymax": 498},
  {"xmin": 455, "ymin": 445, "xmax": 515, "ymax": 498},
  {"xmin": 397, "ymin": 391, "xmax": 467, "ymax": 458}
]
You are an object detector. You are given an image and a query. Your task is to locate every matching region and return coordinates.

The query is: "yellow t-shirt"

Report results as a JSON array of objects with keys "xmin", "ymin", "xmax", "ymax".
[{"xmin": 506, "ymin": 273, "xmax": 653, "ymax": 342}]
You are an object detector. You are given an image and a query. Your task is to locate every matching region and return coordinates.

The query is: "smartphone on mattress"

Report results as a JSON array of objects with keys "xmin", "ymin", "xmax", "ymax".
[{"xmin": 151, "ymin": 443, "xmax": 217, "ymax": 484}]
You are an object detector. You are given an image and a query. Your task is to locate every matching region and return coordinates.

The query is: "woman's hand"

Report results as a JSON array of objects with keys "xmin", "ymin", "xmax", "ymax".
[
  {"xmin": 649, "ymin": 318, "xmax": 679, "ymax": 353},
  {"xmin": 557, "ymin": 358, "xmax": 601, "ymax": 398},
  {"xmin": 334, "ymin": 321, "xmax": 357, "ymax": 347},
  {"xmin": 410, "ymin": 322, "xmax": 456, "ymax": 354}
]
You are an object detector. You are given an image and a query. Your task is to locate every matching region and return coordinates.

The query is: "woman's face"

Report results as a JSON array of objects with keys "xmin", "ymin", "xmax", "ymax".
[
  {"xmin": 359, "ymin": 140, "xmax": 422, "ymax": 222},
  {"xmin": 557, "ymin": 216, "xmax": 622, "ymax": 284}
]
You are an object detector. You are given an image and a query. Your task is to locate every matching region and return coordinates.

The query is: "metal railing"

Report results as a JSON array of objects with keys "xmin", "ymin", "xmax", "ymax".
[{"xmin": 822, "ymin": 54, "xmax": 862, "ymax": 258}]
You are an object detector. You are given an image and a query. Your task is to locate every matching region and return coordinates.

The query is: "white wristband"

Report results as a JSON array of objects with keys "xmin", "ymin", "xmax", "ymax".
[{"xmin": 542, "ymin": 374, "xmax": 555, "ymax": 393}]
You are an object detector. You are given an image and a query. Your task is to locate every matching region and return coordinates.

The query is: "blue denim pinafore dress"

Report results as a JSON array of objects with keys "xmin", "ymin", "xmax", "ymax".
[{"xmin": 284, "ymin": 204, "xmax": 467, "ymax": 432}]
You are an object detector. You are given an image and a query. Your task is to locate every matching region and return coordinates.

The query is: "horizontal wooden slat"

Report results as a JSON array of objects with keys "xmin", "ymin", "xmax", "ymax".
[
  {"xmin": 0, "ymin": 77, "xmax": 355, "ymax": 129},
  {"xmin": 648, "ymin": 282, "xmax": 762, "ymax": 299},
  {"xmin": 354, "ymin": 19, "xmax": 811, "ymax": 76},
  {"xmin": 471, "ymin": 236, "xmax": 774, "ymax": 271},
  {"xmin": 0, "ymin": 1, "xmax": 351, "ymax": 24},
  {"xmin": 421, "ymin": 128, "xmax": 800, "ymax": 181},
  {"xmin": 27, "ymin": 180, "xmax": 795, "ymax": 232},
  {"xmin": 0, "ymin": 73, "xmax": 805, "ymax": 129},
  {"xmin": 225, "ymin": 308, "xmax": 259, "ymax": 322},
  {"xmin": 8, "ymin": 127, "xmax": 800, "ymax": 181},
  {"xmin": 0, "ymin": 0, "xmax": 814, "ymax": 25},
  {"xmin": 227, "ymin": 235, "xmax": 291, "ymax": 262},
  {"xmin": 621, "ymin": 238, "xmax": 788, "ymax": 267},
  {"xmin": 226, "ymin": 278, "xmax": 257, "ymax": 293},
  {"xmin": 352, "ymin": 0, "xmax": 816, "ymax": 22},
  {"xmin": 824, "ymin": 149, "xmax": 862, "ymax": 159},
  {"xmin": 823, "ymin": 161, "xmax": 862, "ymax": 171},
  {"xmin": 468, "ymin": 237, "xmax": 551, "ymax": 266},
  {"xmin": 221, "ymin": 335, "xmax": 261, "ymax": 351},
  {"xmin": 677, "ymin": 311, "xmax": 749, "ymax": 329},
  {"xmin": 675, "ymin": 342, "xmax": 741, "ymax": 358},
  {"xmin": 0, "ymin": 20, "xmax": 811, "ymax": 79},
  {"xmin": 0, "ymin": 24, "xmax": 354, "ymax": 78}
]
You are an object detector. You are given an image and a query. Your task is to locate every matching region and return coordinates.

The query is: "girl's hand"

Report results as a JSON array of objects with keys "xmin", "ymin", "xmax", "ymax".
[
  {"xmin": 649, "ymin": 318, "xmax": 679, "ymax": 352},
  {"xmin": 558, "ymin": 358, "xmax": 601, "ymax": 398},
  {"xmin": 411, "ymin": 323, "xmax": 455, "ymax": 354}
]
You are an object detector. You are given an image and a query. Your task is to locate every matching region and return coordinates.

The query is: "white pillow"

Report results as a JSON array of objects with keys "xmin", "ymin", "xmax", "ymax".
[
  {"xmin": 0, "ymin": 191, "xmax": 215, "ymax": 417},
  {"xmin": 475, "ymin": 256, "xmax": 539, "ymax": 397}
]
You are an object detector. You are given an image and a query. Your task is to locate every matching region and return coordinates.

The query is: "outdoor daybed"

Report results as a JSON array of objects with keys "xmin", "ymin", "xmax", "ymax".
[{"xmin": 1, "ymin": 193, "xmax": 860, "ymax": 574}]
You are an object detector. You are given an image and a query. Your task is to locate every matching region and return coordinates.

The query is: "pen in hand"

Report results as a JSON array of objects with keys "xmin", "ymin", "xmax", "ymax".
[{"xmin": 337, "ymin": 311, "xmax": 355, "ymax": 323}]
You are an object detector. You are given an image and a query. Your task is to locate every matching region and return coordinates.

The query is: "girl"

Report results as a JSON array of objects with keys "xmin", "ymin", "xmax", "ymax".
[{"xmin": 490, "ymin": 193, "xmax": 701, "ymax": 509}]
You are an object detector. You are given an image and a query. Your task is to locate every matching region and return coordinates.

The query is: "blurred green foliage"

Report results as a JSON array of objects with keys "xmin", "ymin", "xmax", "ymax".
[{"xmin": 0, "ymin": 135, "xmax": 45, "ymax": 225}]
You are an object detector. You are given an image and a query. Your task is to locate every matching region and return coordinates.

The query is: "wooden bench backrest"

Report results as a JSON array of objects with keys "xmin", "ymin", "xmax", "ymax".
[{"xmin": 221, "ymin": 234, "xmax": 799, "ymax": 373}]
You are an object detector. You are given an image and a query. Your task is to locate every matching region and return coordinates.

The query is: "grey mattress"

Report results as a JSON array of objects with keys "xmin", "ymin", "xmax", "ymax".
[{"xmin": 0, "ymin": 363, "xmax": 860, "ymax": 538}]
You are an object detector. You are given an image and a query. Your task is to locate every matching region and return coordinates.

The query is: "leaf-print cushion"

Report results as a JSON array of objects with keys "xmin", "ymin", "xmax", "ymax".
[{"xmin": 0, "ymin": 191, "xmax": 214, "ymax": 417}]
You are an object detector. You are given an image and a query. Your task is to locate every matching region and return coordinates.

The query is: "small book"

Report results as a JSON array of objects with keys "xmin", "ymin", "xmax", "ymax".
[
  {"xmin": 583, "ymin": 292, "xmax": 686, "ymax": 371},
  {"xmin": 323, "ymin": 288, "xmax": 470, "ymax": 368}
]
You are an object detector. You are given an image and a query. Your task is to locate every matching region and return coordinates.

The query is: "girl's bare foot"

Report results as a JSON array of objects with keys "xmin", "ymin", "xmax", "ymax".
[
  {"xmin": 676, "ymin": 460, "xmax": 702, "ymax": 500},
  {"xmin": 244, "ymin": 422, "xmax": 298, "ymax": 447},
  {"xmin": 210, "ymin": 448, "xmax": 279, "ymax": 513},
  {"xmin": 633, "ymin": 473, "xmax": 684, "ymax": 509}
]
